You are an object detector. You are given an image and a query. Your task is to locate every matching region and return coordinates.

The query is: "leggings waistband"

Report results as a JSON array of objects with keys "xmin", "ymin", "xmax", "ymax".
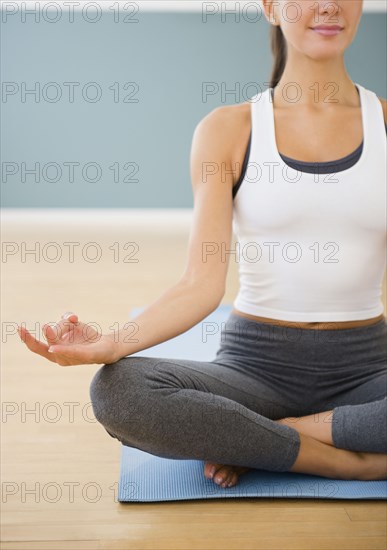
[
  {"xmin": 227, "ymin": 311, "xmax": 387, "ymax": 334},
  {"xmin": 216, "ymin": 311, "xmax": 387, "ymax": 352}
]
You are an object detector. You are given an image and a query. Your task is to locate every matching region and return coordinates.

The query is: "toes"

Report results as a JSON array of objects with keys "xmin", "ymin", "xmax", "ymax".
[
  {"xmin": 214, "ymin": 466, "xmax": 233, "ymax": 485},
  {"xmin": 204, "ymin": 463, "xmax": 252, "ymax": 488},
  {"xmin": 222, "ymin": 473, "xmax": 235, "ymax": 488},
  {"xmin": 228, "ymin": 473, "xmax": 238, "ymax": 487},
  {"xmin": 225, "ymin": 471, "xmax": 240, "ymax": 488},
  {"xmin": 204, "ymin": 462, "xmax": 223, "ymax": 479},
  {"xmin": 204, "ymin": 463, "xmax": 235, "ymax": 486},
  {"xmin": 224, "ymin": 467, "xmax": 252, "ymax": 488}
]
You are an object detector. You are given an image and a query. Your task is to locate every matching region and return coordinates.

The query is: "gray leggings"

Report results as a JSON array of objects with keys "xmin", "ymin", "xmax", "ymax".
[{"xmin": 89, "ymin": 312, "xmax": 387, "ymax": 472}]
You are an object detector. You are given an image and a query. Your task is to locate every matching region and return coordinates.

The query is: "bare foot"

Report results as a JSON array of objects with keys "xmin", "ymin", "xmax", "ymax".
[{"xmin": 204, "ymin": 462, "xmax": 253, "ymax": 488}]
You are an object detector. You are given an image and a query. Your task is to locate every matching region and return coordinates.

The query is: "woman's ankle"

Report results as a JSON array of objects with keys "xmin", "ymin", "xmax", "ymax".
[
  {"xmin": 288, "ymin": 432, "xmax": 363, "ymax": 480},
  {"xmin": 277, "ymin": 412, "xmax": 334, "ymax": 446}
]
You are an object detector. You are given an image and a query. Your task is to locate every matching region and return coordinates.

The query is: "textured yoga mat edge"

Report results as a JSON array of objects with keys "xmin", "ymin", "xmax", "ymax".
[{"xmin": 118, "ymin": 445, "xmax": 387, "ymax": 502}]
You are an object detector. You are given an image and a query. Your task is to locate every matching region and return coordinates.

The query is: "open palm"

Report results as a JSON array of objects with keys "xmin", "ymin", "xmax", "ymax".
[{"xmin": 17, "ymin": 312, "xmax": 120, "ymax": 366}]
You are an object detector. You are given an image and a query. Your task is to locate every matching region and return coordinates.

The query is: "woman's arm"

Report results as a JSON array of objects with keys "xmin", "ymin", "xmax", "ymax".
[
  {"xmin": 19, "ymin": 106, "xmax": 238, "ymax": 366},
  {"xmin": 110, "ymin": 279, "xmax": 223, "ymax": 359},
  {"xmin": 110, "ymin": 106, "xmax": 237, "ymax": 360}
]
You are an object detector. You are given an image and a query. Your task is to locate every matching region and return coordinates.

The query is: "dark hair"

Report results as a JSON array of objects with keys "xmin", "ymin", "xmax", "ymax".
[{"xmin": 269, "ymin": 25, "xmax": 287, "ymax": 89}]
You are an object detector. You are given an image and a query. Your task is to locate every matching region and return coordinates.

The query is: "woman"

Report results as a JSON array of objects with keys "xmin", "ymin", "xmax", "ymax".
[{"xmin": 19, "ymin": 0, "xmax": 387, "ymax": 487}]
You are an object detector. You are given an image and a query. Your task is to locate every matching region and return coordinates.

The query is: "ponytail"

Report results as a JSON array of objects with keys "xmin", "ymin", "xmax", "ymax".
[{"xmin": 269, "ymin": 25, "xmax": 287, "ymax": 89}]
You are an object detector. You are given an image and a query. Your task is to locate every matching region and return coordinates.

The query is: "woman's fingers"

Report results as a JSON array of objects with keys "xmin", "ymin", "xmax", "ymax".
[
  {"xmin": 17, "ymin": 325, "xmax": 90, "ymax": 366},
  {"xmin": 18, "ymin": 327, "xmax": 116, "ymax": 366},
  {"xmin": 17, "ymin": 326, "xmax": 57, "ymax": 363},
  {"xmin": 61, "ymin": 312, "xmax": 78, "ymax": 321},
  {"xmin": 43, "ymin": 323, "xmax": 74, "ymax": 344},
  {"xmin": 42, "ymin": 312, "xmax": 79, "ymax": 345}
]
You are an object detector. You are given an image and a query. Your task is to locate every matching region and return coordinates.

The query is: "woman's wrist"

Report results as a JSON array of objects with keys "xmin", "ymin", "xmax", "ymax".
[{"xmin": 104, "ymin": 331, "xmax": 130, "ymax": 363}]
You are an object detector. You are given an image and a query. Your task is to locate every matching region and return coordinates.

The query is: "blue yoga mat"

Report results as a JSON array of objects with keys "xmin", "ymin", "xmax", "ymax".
[{"xmin": 118, "ymin": 304, "xmax": 387, "ymax": 502}]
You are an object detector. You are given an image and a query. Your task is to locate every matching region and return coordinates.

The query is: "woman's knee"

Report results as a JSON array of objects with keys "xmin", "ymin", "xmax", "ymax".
[{"xmin": 89, "ymin": 356, "xmax": 151, "ymax": 429}]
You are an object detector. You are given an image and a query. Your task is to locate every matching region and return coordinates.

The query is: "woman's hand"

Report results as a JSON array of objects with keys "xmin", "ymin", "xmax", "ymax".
[{"xmin": 17, "ymin": 312, "xmax": 122, "ymax": 366}]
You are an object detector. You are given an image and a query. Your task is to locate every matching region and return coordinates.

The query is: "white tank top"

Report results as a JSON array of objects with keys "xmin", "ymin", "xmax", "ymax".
[{"xmin": 232, "ymin": 83, "xmax": 387, "ymax": 322}]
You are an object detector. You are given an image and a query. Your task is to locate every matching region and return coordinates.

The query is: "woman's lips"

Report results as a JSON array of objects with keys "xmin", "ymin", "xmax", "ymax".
[{"xmin": 311, "ymin": 27, "xmax": 343, "ymax": 36}]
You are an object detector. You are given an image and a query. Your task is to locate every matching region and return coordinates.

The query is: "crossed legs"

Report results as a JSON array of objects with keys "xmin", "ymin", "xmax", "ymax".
[{"xmin": 89, "ymin": 355, "xmax": 387, "ymax": 483}]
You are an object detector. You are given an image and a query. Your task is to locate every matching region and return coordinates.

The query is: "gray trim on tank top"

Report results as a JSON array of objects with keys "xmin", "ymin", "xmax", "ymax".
[{"xmin": 232, "ymin": 87, "xmax": 387, "ymax": 199}]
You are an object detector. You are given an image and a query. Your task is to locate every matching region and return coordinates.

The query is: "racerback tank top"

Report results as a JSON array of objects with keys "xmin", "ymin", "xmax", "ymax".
[{"xmin": 232, "ymin": 82, "xmax": 387, "ymax": 322}]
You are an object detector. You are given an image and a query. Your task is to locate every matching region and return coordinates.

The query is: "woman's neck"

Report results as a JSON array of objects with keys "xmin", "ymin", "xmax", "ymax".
[
  {"xmin": 274, "ymin": 54, "xmax": 358, "ymax": 108},
  {"xmin": 272, "ymin": 78, "xmax": 360, "ymax": 110}
]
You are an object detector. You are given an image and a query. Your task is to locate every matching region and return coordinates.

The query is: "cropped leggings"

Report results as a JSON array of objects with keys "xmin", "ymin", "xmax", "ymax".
[{"xmin": 89, "ymin": 311, "xmax": 387, "ymax": 472}]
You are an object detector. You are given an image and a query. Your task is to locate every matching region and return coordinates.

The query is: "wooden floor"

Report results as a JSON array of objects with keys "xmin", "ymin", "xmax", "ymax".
[{"xmin": 2, "ymin": 210, "xmax": 386, "ymax": 550}]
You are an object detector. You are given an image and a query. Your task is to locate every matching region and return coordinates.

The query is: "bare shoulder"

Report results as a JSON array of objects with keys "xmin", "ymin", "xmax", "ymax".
[
  {"xmin": 195, "ymin": 102, "xmax": 251, "ymax": 182},
  {"xmin": 197, "ymin": 101, "xmax": 251, "ymax": 142},
  {"xmin": 377, "ymin": 96, "xmax": 387, "ymax": 125},
  {"xmin": 211, "ymin": 101, "xmax": 251, "ymax": 127}
]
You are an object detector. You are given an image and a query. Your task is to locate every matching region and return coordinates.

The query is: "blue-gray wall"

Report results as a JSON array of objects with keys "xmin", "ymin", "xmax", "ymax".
[{"xmin": 1, "ymin": 8, "xmax": 386, "ymax": 208}]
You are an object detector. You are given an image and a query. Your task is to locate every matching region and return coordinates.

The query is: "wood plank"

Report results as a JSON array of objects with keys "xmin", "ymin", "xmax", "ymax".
[
  {"xmin": 1, "ymin": 508, "xmax": 353, "ymax": 524},
  {"xmin": 98, "ymin": 538, "xmax": 387, "ymax": 550},
  {"xmin": 344, "ymin": 503, "xmax": 387, "ymax": 522},
  {"xmin": 1, "ymin": 537, "xmax": 387, "ymax": 550},
  {"xmin": 2, "ymin": 521, "xmax": 386, "ymax": 541},
  {"xmin": 0, "ymin": 542, "xmax": 97, "ymax": 550}
]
